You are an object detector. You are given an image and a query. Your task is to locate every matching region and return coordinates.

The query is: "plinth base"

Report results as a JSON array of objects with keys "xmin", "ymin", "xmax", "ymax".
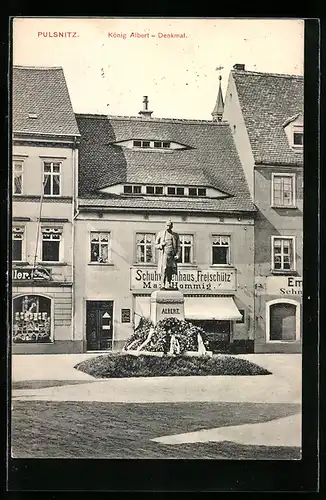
[{"xmin": 150, "ymin": 289, "xmax": 185, "ymax": 325}]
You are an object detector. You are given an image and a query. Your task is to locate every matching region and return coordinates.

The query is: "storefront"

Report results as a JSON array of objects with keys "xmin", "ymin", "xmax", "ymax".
[
  {"xmin": 12, "ymin": 266, "xmax": 75, "ymax": 353},
  {"xmin": 132, "ymin": 267, "xmax": 252, "ymax": 353},
  {"xmin": 254, "ymin": 276, "xmax": 302, "ymax": 353}
]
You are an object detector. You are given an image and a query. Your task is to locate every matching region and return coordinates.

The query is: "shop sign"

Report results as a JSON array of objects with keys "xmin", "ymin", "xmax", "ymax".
[
  {"xmin": 12, "ymin": 266, "xmax": 52, "ymax": 281},
  {"xmin": 265, "ymin": 276, "xmax": 302, "ymax": 296},
  {"xmin": 130, "ymin": 267, "xmax": 236, "ymax": 291}
]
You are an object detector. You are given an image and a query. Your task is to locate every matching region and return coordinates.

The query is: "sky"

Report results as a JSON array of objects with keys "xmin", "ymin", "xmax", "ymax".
[{"xmin": 13, "ymin": 18, "xmax": 304, "ymax": 120}]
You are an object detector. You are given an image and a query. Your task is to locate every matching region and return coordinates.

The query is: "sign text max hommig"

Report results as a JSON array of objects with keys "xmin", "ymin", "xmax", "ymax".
[{"xmin": 130, "ymin": 268, "xmax": 236, "ymax": 291}]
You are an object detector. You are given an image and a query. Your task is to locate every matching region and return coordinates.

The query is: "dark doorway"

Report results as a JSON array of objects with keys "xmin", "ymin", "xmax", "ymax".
[
  {"xmin": 86, "ymin": 301, "xmax": 114, "ymax": 350},
  {"xmin": 190, "ymin": 319, "xmax": 231, "ymax": 352},
  {"xmin": 270, "ymin": 302, "xmax": 296, "ymax": 341}
]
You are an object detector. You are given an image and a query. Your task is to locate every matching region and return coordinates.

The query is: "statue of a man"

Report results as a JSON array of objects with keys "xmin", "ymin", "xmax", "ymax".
[{"xmin": 155, "ymin": 220, "xmax": 181, "ymax": 289}]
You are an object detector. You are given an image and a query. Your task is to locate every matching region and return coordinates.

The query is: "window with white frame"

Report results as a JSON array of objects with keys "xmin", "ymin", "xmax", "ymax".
[
  {"xmin": 13, "ymin": 160, "xmax": 23, "ymax": 194},
  {"xmin": 292, "ymin": 125, "xmax": 303, "ymax": 147},
  {"xmin": 179, "ymin": 235, "xmax": 194, "ymax": 264},
  {"xmin": 136, "ymin": 233, "xmax": 155, "ymax": 263},
  {"xmin": 272, "ymin": 174, "xmax": 296, "ymax": 207},
  {"xmin": 42, "ymin": 227, "xmax": 62, "ymax": 262},
  {"xmin": 12, "ymin": 226, "xmax": 24, "ymax": 261},
  {"xmin": 90, "ymin": 232, "xmax": 111, "ymax": 263},
  {"xmin": 272, "ymin": 237, "xmax": 295, "ymax": 271},
  {"xmin": 212, "ymin": 235, "xmax": 231, "ymax": 265},
  {"xmin": 43, "ymin": 162, "xmax": 61, "ymax": 196}
]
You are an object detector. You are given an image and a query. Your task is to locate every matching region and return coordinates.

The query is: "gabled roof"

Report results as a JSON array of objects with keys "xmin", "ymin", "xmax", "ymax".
[
  {"xmin": 13, "ymin": 66, "xmax": 80, "ymax": 137},
  {"xmin": 76, "ymin": 114, "xmax": 256, "ymax": 213},
  {"xmin": 232, "ymin": 70, "xmax": 304, "ymax": 166}
]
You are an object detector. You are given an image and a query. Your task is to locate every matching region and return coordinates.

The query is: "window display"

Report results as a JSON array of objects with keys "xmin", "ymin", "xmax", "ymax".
[{"xmin": 13, "ymin": 295, "xmax": 52, "ymax": 343}]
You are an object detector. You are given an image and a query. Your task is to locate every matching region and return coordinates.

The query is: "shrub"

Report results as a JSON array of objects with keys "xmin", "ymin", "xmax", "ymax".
[{"xmin": 75, "ymin": 354, "xmax": 272, "ymax": 378}]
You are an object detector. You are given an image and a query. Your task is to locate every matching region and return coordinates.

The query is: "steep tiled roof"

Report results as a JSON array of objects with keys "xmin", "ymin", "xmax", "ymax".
[
  {"xmin": 13, "ymin": 66, "xmax": 80, "ymax": 136},
  {"xmin": 232, "ymin": 70, "xmax": 303, "ymax": 166},
  {"xmin": 76, "ymin": 114, "xmax": 255, "ymax": 212}
]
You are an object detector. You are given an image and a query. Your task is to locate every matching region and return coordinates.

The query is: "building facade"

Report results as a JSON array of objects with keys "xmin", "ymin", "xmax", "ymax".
[
  {"xmin": 73, "ymin": 112, "xmax": 256, "ymax": 353},
  {"xmin": 12, "ymin": 66, "xmax": 80, "ymax": 353},
  {"xmin": 223, "ymin": 64, "xmax": 303, "ymax": 353}
]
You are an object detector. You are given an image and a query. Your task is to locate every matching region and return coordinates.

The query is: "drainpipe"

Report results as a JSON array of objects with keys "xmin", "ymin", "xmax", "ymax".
[{"xmin": 71, "ymin": 137, "xmax": 79, "ymax": 346}]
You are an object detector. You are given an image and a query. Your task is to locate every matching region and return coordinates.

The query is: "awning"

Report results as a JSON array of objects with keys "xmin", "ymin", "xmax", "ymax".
[{"xmin": 184, "ymin": 297, "xmax": 242, "ymax": 321}]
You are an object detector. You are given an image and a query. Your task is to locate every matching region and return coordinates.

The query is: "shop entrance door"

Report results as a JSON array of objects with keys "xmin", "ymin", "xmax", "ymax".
[{"xmin": 86, "ymin": 301, "xmax": 114, "ymax": 350}]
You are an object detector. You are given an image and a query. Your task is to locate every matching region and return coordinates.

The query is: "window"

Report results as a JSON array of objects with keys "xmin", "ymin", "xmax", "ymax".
[
  {"xmin": 266, "ymin": 299, "xmax": 300, "ymax": 342},
  {"xmin": 123, "ymin": 185, "xmax": 142, "ymax": 194},
  {"xmin": 13, "ymin": 160, "xmax": 23, "ymax": 194},
  {"xmin": 142, "ymin": 141, "xmax": 150, "ymax": 148},
  {"xmin": 212, "ymin": 235, "xmax": 230, "ymax": 265},
  {"xmin": 132, "ymin": 140, "xmax": 171, "ymax": 149},
  {"xmin": 155, "ymin": 186, "xmax": 163, "ymax": 195},
  {"xmin": 133, "ymin": 140, "xmax": 142, "ymax": 147},
  {"xmin": 12, "ymin": 227, "xmax": 24, "ymax": 261},
  {"xmin": 179, "ymin": 235, "xmax": 193, "ymax": 264},
  {"xmin": 163, "ymin": 142, "xmax": 171, "ymax": 148},
  {"xmin": 167, "ymin": 187, "xmax": 176, "ymax": 195},
  {"xmin": 188, "ymin": 187, "xmax": 207, "ymax": 197},
  {"xmin": 154, "ymin": 141, "xmax": 162, "ymax": 148},
  {"xmin": 272, "ymin": 174, "xmax": 296, "ymax": 207},
  {"xmin": 146, "ymin": 186, "xmax": 155, "ymax": 194},
  {"xmin": 13, "ymin": 295, "xmax": 52, "ymax": 343},
  {"xmin": 43, "ymin": 162, "xmax": 61, "ymax": 196},
  {"xmin": 136, "ymin": 233, "xmax": 155, "ymax": 263},
  {"xmin": 272, "ymin": 237, "xmax": 295, "ymax": 271},
  {"xmin": 146, "ymin": 185, "xmax": 164, "ymax": 195},
  {"xmin": 42, "ymin": 227, "xmax": 62, "ymax": 262},
  {"xmin": 292, "ymin": 126, "xmax": 303, "ymax": 147},
  {"xmin": 90, "ymin": 232, "xmax": 111, "ymax": 263},
  {"xmin": 176, "ymin": 187, "xmax": 185, "ymax": 196}
]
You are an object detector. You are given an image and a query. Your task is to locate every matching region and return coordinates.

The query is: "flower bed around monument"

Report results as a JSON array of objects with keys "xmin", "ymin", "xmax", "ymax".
[
  {"xmin": 74, "ymin": 353, "xmax": 272, "ymax": 378},
  {"xmin": 123, "ymin": 316, "xmax": 210, "ymax": 354}
]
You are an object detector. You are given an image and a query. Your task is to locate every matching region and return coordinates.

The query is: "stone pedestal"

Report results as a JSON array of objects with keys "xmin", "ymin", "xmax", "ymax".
[{"xmin": 150, "ymin": 290, "xmax": 185, "ymax": 325}]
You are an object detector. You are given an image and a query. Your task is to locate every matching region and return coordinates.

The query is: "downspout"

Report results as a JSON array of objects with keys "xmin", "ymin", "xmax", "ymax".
[{"xmin": 71, "ymin": 137, "xmax": 79, "ymax": 346}]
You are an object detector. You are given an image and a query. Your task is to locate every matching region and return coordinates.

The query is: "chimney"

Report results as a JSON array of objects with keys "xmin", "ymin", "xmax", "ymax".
[
  {"xmin": 138, "ymin": 96, "xmax": 153, "ymax": 118},
  {"xmin": 233, "ymin": 63, "xmax": 245, "ymax": 71}
]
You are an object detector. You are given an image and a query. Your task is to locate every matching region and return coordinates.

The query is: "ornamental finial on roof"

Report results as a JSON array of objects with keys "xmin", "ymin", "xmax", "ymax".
[{"xmin": 212, "ymin": 67, "xmax": 224, "ymax": 122}]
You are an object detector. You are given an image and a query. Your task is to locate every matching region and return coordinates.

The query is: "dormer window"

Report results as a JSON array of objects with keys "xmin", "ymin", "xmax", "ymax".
[
  {"xmin": 283, "ymin": 113, "xmax": 303, "ymax": 150},
  {"xmin": 123, "ymin": 185, "xmax": 142, "ymax": 194},
  {"xmin": 293, "ymin": 126, "xmax": 303, "ymax": 147},
  {"xmin": 188, "ymin": 187, "xmax": 206, "ymax": 197}
]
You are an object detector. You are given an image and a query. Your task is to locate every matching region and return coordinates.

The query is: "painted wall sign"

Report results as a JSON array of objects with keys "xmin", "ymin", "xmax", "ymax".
[
  {"xmin": 130, "ymin": 268, "xmax": 236, "ymax": 291},
  {"xmin": 12, "ymin": 267, "xmax": 52, "ymax": 281},
  {"xmin": 265, "ymin": 276, "xmax": 302, "ymax": 296}
]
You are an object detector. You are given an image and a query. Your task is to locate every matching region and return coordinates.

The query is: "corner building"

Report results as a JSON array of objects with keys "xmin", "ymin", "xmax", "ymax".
[
  {"xmin": 74, "ymin": 111, "xmax": 256, "ymax": 353},
  {"xmin": 223, "ymin": 64, "xmax": 303, "ymax": 352},
  {"xmin": 12, "ymin": 66, "xmax": 80, "ymax": 353}
]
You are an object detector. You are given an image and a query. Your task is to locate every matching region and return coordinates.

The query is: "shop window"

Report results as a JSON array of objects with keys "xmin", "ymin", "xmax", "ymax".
[
  {"xmin": 136, "ymin": 233, "xmax": 155, "ymax": 263},
  {"xmin": 12, "ymin": 226, "xmax": 24, "ymax": 262},
  {"xmin": 211, "ymin": 235, "xmax": 231, "ymax": 265},
  {"xmin": 90, "ymin": 231, "xmax": 111, "ymax": 263},
  {"xmin": 42, "ymin": 227, "xmax": 62, "ymax": 262},
  {"xmin": 272, "ymin": 236, "xmax": 295, "ymax": 271},
  {"xmin": 43, "ymin": 162, "xmax": 61, "ymax": 196},
  {"xmin": 13, "ymin": 160, "xmax": 23, "ymax": 194},
  {"xmin": 179, "ymin": 234, "xmax": 193, "ymax": 264},
  {"xmin": 13, "ymin": 295, "xmax": 52, "ymax": 343},
  {"xmin": 268, "ymin": 301, "xmax": 297, "ymax": 341},
  {"xmin": 272, "ymin": 174, "xmax": 296, "ymax": 207}
]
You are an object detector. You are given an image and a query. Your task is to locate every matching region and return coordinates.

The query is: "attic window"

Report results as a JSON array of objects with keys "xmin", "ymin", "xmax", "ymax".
[
  {"xmin": 28, "ymin": 113, "xmax": 38, "ymax": 119},
  {"xmin": 132, "ymin": 140, "xmax": 171, "ymax": 149},
  {"xmin": 293, "ymin": 126, "xmax": 303, "ymax": 147},
  {"xmin": 124, "ymin": 185, "xmax": 143, "ymax": 194}
]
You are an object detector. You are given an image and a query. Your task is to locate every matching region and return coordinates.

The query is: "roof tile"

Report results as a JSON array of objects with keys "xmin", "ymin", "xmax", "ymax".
[
  {"xmin": 232, "ymin": 70, "xmax": 303, "ymax": 166},
  {"xmin": 13, "ymin": 66, "xmax": 80, "ymax": 137}
]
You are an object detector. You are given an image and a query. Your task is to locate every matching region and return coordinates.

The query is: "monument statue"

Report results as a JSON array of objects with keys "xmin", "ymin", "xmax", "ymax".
[{"xmin": 155, "ymin": 220, "xmax": 181, "ymax": 289}]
